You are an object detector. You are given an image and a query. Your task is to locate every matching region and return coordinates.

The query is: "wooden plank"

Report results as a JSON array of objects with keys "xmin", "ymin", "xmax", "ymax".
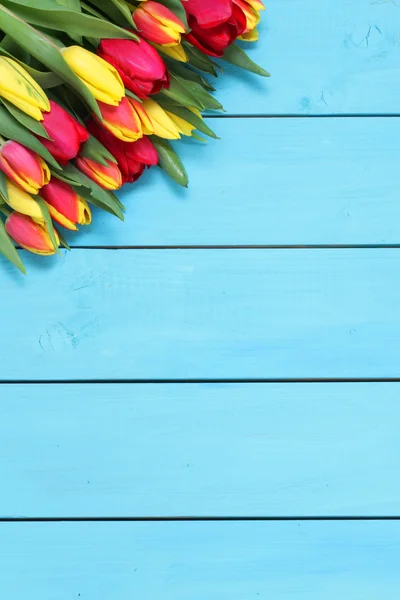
[
  {"xmin": 218, "ymin": 0, "xmax": 400, "ymax": 115},
  {"xmin": 0, "ymin": 521, "xmax": 399, "ymax": 598},
  {"xmin": 64, "ymin": 118, "xmax": 400, "ymax": 247},
  {"xmin": 1, "ymin": 248, "xmax": 400, "ymax": 380},
  {"xmin": 1, "ymin": 383, "xmax": 400, "ymax": 518}
]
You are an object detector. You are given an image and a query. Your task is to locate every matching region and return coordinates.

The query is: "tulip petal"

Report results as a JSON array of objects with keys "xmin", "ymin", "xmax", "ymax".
[
  {"xmin": 133, "ymin": 9, "xmax": 181, "ymax": 45},
  {"xmin": 4, "ymin": 178, "xmax": 44, "ymax": 222},
  {"xmin": 97, "ymin": 97, "xmax": 143, "ymax": 142},
  {"xmin": 184, "ymin": 0, "xmax": 233, "ymax": 27},
  {"xmin": 61, "ymin": 47, "xmax": 125, "ymax": 105},
  {"xmin": 141, "ymin": 99, "xmax": 180, "ymax": 139},
  {"xmin": 76, "ymin": 156, "xmax": 122, "ymax": 190},
  {"xmin": 143, "ymin": 2, "xmax": 186, "ymax": 32},
  {"xmin": 6, "ymin": 212, "xmax": 58, "ymax": 255},
  {"xmin": 0, "ymin": 57, "xmax": 50, "ymax": 121}
]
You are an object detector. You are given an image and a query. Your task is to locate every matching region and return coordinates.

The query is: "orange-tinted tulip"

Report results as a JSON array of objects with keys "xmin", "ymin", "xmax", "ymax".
[
  {"xmin": 88, "ymin": 119, "xmax": 158, "ymax": 185},
  {"xmin": 234, "ymin": 0, "xmax": 264, "ymax": 39},
  {"xmin": 95, "ymin": 96, "xmax": 143, "ymax": 142},
  {"xmin": 40, "ymin": 178, "xmax": 92, "ymax": 231},
  {"xmin": 5, "ymin": 211, "xmax": 59, "ymax": 256},
  {"xmin": 75, "ymin": 156, "xmax": 122, "ymax": 190},
  {"xmin": 0, "ymin": 141, "xmax": 50, "ymax": 194},
  {"xmin": 133, "ymin": 1, "xmax": 186, "ymax": 46}
]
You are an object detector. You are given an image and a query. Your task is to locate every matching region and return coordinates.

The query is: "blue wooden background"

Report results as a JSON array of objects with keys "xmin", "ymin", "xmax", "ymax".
[{"xmin": 1, "ymin": 0, "xmax": 400, "ymax": 596}]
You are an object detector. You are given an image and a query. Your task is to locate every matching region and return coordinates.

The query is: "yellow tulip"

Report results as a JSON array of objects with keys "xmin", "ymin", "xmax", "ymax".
[
  {"xmin": 165, "ymin": 111, "xmax": 196, "ymax": 137},
  {"xmin": 0, "ymin": 57, "xmax": 50, "ymax": 121},
  {"xmin": 4, "ymin": 178, "xmax": 44, "ymax": 223},
  {"xmin": 152, "ymin": 42, "xmax": 188, "ymax": 62},
  {"xmin": 61, "ymin": 46, "xmax": 125, "ymax": 106},
  {"xmin": 141, "ymin": 99, "xmax": 181, "ymax": 139}
]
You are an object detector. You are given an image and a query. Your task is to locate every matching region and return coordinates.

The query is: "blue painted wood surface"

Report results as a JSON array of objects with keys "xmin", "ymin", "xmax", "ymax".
[
  {"xmin": 218, "ymin": 0, "xmax": 400, "ymax": 115},
  {"xmin": 1, "ymin": 0, "xmax": 400, "ymax": 595},
  {"xmin": 65, "ymin": 117, "xmax": 400, "ymax": 246},
  {"xmin": 1, "ymin": 383, "xmax": 399, "ymax": 518},
  {"xmin": 0, "ymin": 521, "xmax": 399, "ymax": 599},
  {"xmin": 2, "ymin": 249, "xmax": 400, "ymax": 380}
]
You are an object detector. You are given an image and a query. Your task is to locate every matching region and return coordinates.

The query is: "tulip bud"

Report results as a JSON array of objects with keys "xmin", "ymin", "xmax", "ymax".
[
  {"xmin": 61, "ymin": 46, "xmax": 125, "ymax": 106},
  {"xmin": 39, "ymin": 101, "xmax": 89, "ymax": 165},
  {"xmin": 5, "ymin": 212, "xmax": 59, "ymax": 256},
  {"xmin": 4, "ymin": 178, "xmax": 44, "ymax": 223},
  {"xmin": 75, "ymin": 156, "xmax": 122, "ymax": 191},
  {"xmin": 133, "ymin": 1, "xmax": 186, "ymax": 46},
  {"xmin": 151, "ymin": 42, "xmax": 188, "ymax": 63},
  {"xmin": 0, "ymin": 141, "xmax": 50, "ymax": 194},
  {"xmin": 96, "ymin": 96, "xmax": 143, "ymax": 143},
  {"xmin": 0, "ymin": 57, "xmax": 50, "ymax": 121},
  {"xmin": 40, "ymin": 178, "xmax": 92, "ymax": 231},
  {"xmin": 140, "ymin": 99, "xmax": 181, "ymax": 139},
  {"xmin": 88, "ymin": 119, "xmax": 158, "ymax": 185},
  {"xmin": 184, "ymin": 0, "xmax": 247, "ymax": 57},
  {"xmin": 97, "ymin": 37, "xmax": 170, "ymax": 99},
  {"xmin": 235, "ymin": 0, "xmax": 265, "ymax": 40}
]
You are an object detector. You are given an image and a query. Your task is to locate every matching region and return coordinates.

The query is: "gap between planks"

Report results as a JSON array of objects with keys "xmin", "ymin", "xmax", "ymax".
[
  {"xmin": 1, "ymin": 516, "xmax": 400, "ymax": 523},
  {"xmin": 3, "ymin": 378, "xmax": 400, "ymax": 384}
]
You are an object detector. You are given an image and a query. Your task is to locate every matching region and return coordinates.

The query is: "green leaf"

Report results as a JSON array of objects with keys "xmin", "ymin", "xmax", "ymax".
[
  {"xmin": 87, "ymin": 0, "xmax": 134, "ymax": 28},
  {"xmin": 0, "ymin": 105, "xmax": 60, "ymax": 169},
  {"xmin": 53, "ymin": 164, "xmax": 125, "ymax": 220},
  {"xmin": 1, "ymin": 98, "xmax": 51, "ymax": 138},
  {"xmin": 184, "ymin": 43, "xmax": 220, "ymax": 76},
  {"xmin": 75, "ymin": 187, "xmax": 122, "ymax": 219},
  {"xmin": 80, "ymin": 1, "xmax": 104, "ymax": 19},
  {"xmin": 160, "ymin": 74, "xmax": 205, "ymax": 111},
  {"xmin": 35, "ymin": 195, "xmax": 61, "ymax": 255},
  {"xmin": 167, "ymin": 60, "xmax": 215, "ymax": 91},
  {"xmin": 0, "ymin": 3, "xmax": 102, "ymax": 118},
  {"xmin": 160, "ymin": 104, "xmax": 218, "ymax": 139},
  {"xmin": 80, "ymin": 134, "xmax": 118, "ymax": 167},
  {"xmin": 56, "ymin": 228, "xmax": 71, "ymax": 250},
  {"xmin": 152, "ymin": 136, "xmax": 188, "ymax": 188},
  {"xmin": 125, "ymin": 89, "xmax": 142, "ymax": 103},
  {"xmin": 174, "ymin": 75, "xmax": 224, "ymax": 111},
  {"xmin": 0, "ymin": 32, "xmax": 30, "ymax": 61},
  {"xmin": 2, "ymin": 0, "xmax": 138, "ymax": 40},
  {"xmin": 0, "ymin": 171, "xmax": 9, "ymax": 202},
  {"xmin": 0, "ymin": 218, "xmax": 26, "ymax": 273},
  {"xmin": 57, "ymin": 0, "xmax": 81, "ymax": 10},
  {"xmin": 222, "ymin": 44, "xmax": 270, "ymax": 77},
  {"xmin": 156, "ymin": 0, "xmax": 188, "ymax": 28}
]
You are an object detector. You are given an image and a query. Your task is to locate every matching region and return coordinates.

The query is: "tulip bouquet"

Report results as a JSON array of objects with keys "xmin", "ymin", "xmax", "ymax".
[{"xmin": 0, "ymin": 0, "xmax": 268, "ymax": 273}]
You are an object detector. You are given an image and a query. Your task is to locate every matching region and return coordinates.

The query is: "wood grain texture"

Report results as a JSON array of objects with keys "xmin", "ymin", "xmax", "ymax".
[
  {"xmin": 2, "ymin": 248, "xmax": 400, "ymax": 380},
  {"xmin": 1, "ymin": 383, "xmax": 399, "ymax": 518},
  {"xmin": 64, "ymin": 117, "xmax": 400, "ymax": 247},
  {"xmin": 218, "ymin": 0, "xmax": 400, "ymax": 115},
  {"xmin": 0, "ymin": 521, "xmax": 399, "ymax": 599}
]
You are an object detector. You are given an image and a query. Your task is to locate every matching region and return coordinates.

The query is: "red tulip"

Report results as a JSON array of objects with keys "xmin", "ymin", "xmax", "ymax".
[
  {"xmin": 40, "ymin": 178, "xmax": 92, "ymax": 231},
  {"xmin": 75, "ymin": 155, "xmax": 122, "ymax": 190},
  {"xmin": 88, "ymin": 119, "xmax": 158, "ymax": 184},
  {"xmin": 132, "ymin": 1, "xmax": 186, "ymax": 46},
  {"xmin": 184, "ymin": 0, "xmax": 246, "ymax": 57},
  {"xmin": 39, "ymin": 100, "xmax": 89, "ymax": 165},
  {"xmin": 97, "ymin": 37, "xmax": 169, "ymax": 100},
  {"xmin": 0, "ymin": 140, "xmax": 50, "ymax": 194},
  {"xmin": 5, "ymin": 211, "xmax": 59, "ymax": 256}
]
